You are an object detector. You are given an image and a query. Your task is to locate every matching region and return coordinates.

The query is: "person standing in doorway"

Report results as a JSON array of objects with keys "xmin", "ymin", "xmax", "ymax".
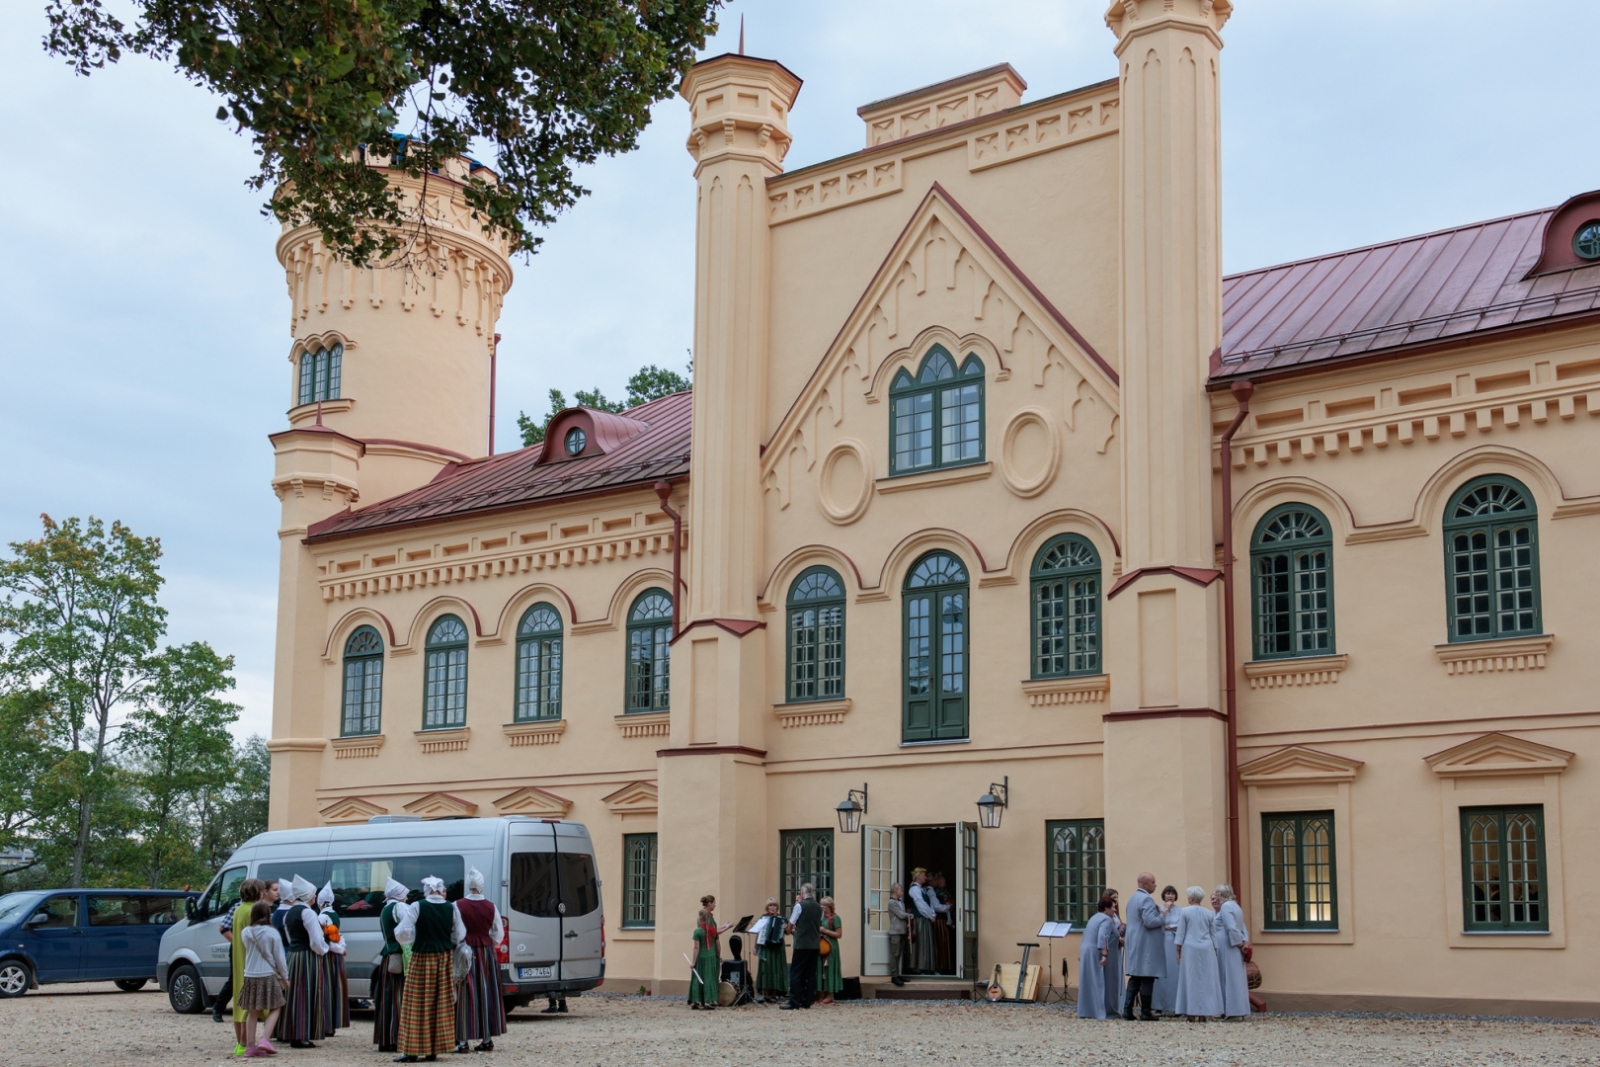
[
  {"xmin": 1121, "ymin": 873, "xmax": 1166, "ymax": 1020},
  {"xmin": 1214, "ymin": 885, "xmax": 1251, "ymax": 1019},
  {"xmin": 907, "ymin": 869, "xmax": 947, "ymax": 974},
  {"xmin": 781, "ymin": 884, "xmax": 822, "ymax": 1010},
  {"xmin": 754, "ymin": 899, "xmax": 789, "ymax": 1003},
  {"xmin": 816, "ymin": 897, "xmax": 844, "ymax": 1004},
  {"xmin": 886, "ymin": 883, "xmax": 908, "ymax": 986}
]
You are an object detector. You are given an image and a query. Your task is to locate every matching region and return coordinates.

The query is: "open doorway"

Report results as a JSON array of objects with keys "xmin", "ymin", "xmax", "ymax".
[{"xmin": 901, "ymin": 825, "xmax": 957, "ymax": 977}]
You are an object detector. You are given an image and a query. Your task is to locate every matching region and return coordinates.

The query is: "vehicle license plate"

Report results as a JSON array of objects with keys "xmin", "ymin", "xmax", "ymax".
[{"xmin": 517, "ymin": 966, "xmax": 554, "ymax": 980}]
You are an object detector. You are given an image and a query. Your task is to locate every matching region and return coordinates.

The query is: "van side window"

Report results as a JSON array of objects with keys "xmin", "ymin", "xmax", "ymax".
[
  {"xmin": 510, "ymin": 851, "xmax": 599, "ymax": 918},
  {"xmin": 34, "ymin": 896, "xmax": 78, "ymax": 929},
  {"xmin": 324, "ymin": 855, "xmax": 466, "ymax": 918},
  {"xmin": 200, "ymin": 866, "xmax": 247, "ymax": 920},
  {"xmin": 89, "ymin": 895, "xmax": 187, "ymax": 926}
]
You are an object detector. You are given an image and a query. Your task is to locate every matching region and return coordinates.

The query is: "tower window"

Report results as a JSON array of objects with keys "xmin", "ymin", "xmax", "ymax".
[
  {"xmin": 1574, "ymin": 220, "xmax": 1600, "ymax": 261},
  {"xmin": 297, "ymin": 342, "xmax": 343, "ymax": 406},
  {"xmin": 564, "ymin": 426, "xmax": 588, "ymax": 456}
]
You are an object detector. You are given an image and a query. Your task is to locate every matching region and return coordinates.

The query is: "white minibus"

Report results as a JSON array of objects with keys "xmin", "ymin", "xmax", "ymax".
[{"xmin": 156, "ymin": 816, "xmax": 604, "ymax": 1015}]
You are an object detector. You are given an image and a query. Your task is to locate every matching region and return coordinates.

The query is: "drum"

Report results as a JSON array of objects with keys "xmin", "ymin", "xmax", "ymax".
[{"xmin": 717, "ymin": 980, "xmax": 738, "ymax": 1007}]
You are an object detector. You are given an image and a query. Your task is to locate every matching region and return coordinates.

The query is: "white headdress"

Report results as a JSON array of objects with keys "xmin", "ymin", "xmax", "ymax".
[
  {"xmin": 466, "ymin": 867, "xmax": 486, "ymax": 896},
  {"xmin": 384, "ymin": 877, "xmax": 409, "ymax": 903},
  {"xmin": 317, "ymin": 881, "xmax": 334, "ymax": 909},
  {"xmin": 421, "ymin": 876, "xmax": 446, "ymax": 899},
  {"xmin": 290, "ymin": 875, "xmax": 317, "ymax": 904},
  {"xmin": 277, "ymin": 879, "xmax": 293, "ymax": 904}
]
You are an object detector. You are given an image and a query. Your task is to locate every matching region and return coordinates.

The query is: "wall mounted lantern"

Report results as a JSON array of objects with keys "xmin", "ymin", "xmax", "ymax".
[
  {"xmin": 976, "ymin": 776, "xmax": 1009, "ymax": 829},
  {"xmin": 836, "ymin": 783, "xmax": 868, "ymax": 834}
]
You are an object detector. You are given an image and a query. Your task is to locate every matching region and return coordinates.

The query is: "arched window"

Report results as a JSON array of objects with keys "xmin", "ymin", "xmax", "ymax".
[
  {"xmin": 626, "ymin": 590, "xmax": 673, "ymax": 713},
  {"xmin": 297, "ymin": 341, "xmax": 343, "ymax": 406},
  {"xmin": 1251, "ymin": 505, "xmax": 1335, "ymax": 659},
  {"xmin": 515, "ymin": 604, "xmax": 563, "ymax": 721},
  {"xmin": 889, "ymin": 346, "xmax": 985, "ymax": 475},
  {"xmin": 422, "ymin": 614, "xmax": 468, "ymax": 729},
  {"xmin": 787, "ymin": 567, "xmax": 846, "ymax": 702},
  {"xmin": 903, "ymin": 551, "xmax": 969, "ymax": 742},
  {"xmin": 1444, "ymin": 476, "xmax": 1540, "ymax": 642},
  {"xmin": 1031, "ymin": 535, "xmax": 1101, "ymax": 677},
  {"xmin": 340, "ymin": 625, "xmax": 384, "ymax": 736}
]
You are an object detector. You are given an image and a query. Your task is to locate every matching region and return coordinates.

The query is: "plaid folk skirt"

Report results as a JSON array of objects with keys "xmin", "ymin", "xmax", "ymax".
[
  {"xmin": 371, "ymin": 961, "xmax": 404, "ymax": 1049},
  {"xmin": 397, "ymin": 951, "xmax": 456, "ymax": 1056},
  {"xmin": 273, "ymin": 949, "xmax": 329, "ymax": 1043},
  {"xmin": 455, "ymin": 944, "xmax": 506, "ymax": 1041}
]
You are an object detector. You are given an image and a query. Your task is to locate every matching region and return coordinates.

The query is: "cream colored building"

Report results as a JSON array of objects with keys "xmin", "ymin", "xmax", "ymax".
[{"xmin": 265, "ymin": 0, "xmax": 1600, "ymax": 1015}]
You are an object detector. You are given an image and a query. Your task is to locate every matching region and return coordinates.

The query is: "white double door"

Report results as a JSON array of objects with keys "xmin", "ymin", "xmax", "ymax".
[{"xmin": 861, "ymin": 824, "xmax": 976, "ymax": 978}]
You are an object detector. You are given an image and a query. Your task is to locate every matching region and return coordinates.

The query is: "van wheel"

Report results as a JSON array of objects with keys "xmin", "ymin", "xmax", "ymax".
[
  {"xmin": 0, "ymin": 960, "xmax": 30, "ymax": 998},
  {"xmin": 115, "ymin": 978, "xmax": 148, "ymax": 992},
  {"xmin": 167, "ymin": 964, "xmax": 204, "ymax": 1014}
]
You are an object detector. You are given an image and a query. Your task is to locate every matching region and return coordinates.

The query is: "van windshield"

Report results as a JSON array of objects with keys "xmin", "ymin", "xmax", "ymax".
[
  {"xmin": 0, "ymin": 892, "xmax": 44, "ymax": 927},
  {"xmin": 326, "ymin": 856, "xmax": 465, "ymax": 918},
  {"xmin": 510, "ymin": 851, "xmax": 599, "ymax": 918}
]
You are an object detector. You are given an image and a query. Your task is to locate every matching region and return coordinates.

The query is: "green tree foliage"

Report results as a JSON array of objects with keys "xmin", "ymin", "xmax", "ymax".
[
  {"xmin": 516, "ymin": 362, "xmax": 692, "ymax": 446},
  {"xmin": 44, "ymin": 0, "xmax": 722, "ymax": 266},
  {"xmin": 0, "ymin": 689, "xmax": 59, "ymax": 875}
]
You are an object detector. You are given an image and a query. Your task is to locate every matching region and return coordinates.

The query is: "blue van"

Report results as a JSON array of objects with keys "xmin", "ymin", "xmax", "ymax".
[{"xmin": 0, "ymin": 889, "xmax": 197, "ymax": 997}]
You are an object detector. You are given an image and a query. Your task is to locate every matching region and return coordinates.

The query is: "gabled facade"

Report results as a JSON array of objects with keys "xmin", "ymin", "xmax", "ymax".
[{"xmin": 265, "ymin": 0, "xmax": 1600, "ymax": 1014}]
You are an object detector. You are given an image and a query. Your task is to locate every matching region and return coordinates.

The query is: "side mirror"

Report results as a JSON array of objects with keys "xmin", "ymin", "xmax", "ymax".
[
  {"xmin": 185, "ymin": 897, "xmax": 197, "ymax": 920},
  {"xmin": 27, "ymin": 912, "xmax": 50, "ymax": 927}
]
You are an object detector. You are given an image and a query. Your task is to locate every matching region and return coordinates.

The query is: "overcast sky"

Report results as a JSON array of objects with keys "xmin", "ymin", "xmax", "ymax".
[{"xmin": 1, "ymin": 0, "xmax": 1595, "ymax": 741}]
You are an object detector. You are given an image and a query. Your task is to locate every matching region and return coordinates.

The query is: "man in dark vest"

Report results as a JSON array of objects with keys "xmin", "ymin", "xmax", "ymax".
[{"xmin": 781, "ymin": 883, "xmax": 822, "ymax": 1010}]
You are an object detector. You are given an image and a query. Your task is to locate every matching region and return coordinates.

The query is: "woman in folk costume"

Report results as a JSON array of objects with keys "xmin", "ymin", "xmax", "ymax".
[
  {"xmin": 453, "ymin": 868, "xmax": 506, "ymax": 1053},
  {"xmin": 270, "ymin": 879, "xmax": 294, "ymax": 944},
  {"xmin": 816, "ymin": 896, "xmax": 844, "ymax": 1004},
  {"xmin": 753, "ymin": 899, "xmax": 788, "ymax": 1003},
  {"xmin": 372, "ymin": 878, "xmax": 410, "ymax": 1054},
  {"xmin": 1213, "ymin": 885, "xmax": 1251, "ymax": 1019},
  {"xmin": 394, "ymin": 875, "xmax": 463, "ymax": 1062},
  {"xmin": 1173, "ymin": 886, "xmax": 1223, "ymax": 1020},
  {"xmin": 274, "ymin": 875, "xmax": 332, "ymax": 1048},
  {"xmin": 1075, "ymin": 896, "xmax": 1114, "ymax": 1019},
  {"xmin": 688, "ymin": 894, "xmax": 730, "ymax": 1010},
  {"xmin": 316, "ymin": 882, "xmax": 350, "ymax": 1033}
]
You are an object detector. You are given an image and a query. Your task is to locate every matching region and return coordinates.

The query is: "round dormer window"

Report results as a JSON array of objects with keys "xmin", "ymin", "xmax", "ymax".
[
  {"xmin": 1575, "ymin": 220, "xmax": 1600, "ymax": 261},
  {"xmin": 564, "ymin": 426, "xmax": 588, "ymax": 456}
]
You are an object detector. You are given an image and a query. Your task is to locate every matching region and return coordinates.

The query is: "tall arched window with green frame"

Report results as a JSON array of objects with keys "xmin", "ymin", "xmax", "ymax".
[
  {"xmin": 626, "ymin": 590, "xmax": 672, "ymax": 713},
  {"xmin": 787, "ymin": 566, "xmax": 845, "ymax": 702},
  {"xmin": 1251, "ymin": 505, "xmax": 1335, "ymax": 659},
  {"xmin": 889, "ymin": 346, "xmax": 985, "ymax": 475},
  {"xmin": 514, "ymin": 604, "xmax": 563, "ymax": 721},
  {"xmin": 1031, "ymin": 535, "xmax": 1101, "ymax": 677},
  {"xmin": 297, "ymin": 341, "xmax": 342, "ymax": 406},
  {"xmin": 340, "ymin": 625, "xmax": 383, "ymax": 736},
  {"xmin": 422, "ymin": 614, "xmax": 468, "ymax": 729},
  {"xmin": 1444, "ymin": 476, "xmax": 1540, "ymax": 642},
  {"xmin": 903, "ymin": 551, "xmax": 969, "ymax": 743}
]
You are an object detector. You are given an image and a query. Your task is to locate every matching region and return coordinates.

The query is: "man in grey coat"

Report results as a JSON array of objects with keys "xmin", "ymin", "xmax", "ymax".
[
  {"xmin": 1121, "ymin": 872, "xmax": 1167, "ymax": 1020},
  {"xmin": 886, "ymin": 883, "xmax": 909, "ymax": 986}
]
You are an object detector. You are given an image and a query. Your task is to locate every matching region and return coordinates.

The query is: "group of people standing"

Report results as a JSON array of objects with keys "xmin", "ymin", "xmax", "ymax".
[
  {"xmin": 1078, "ymin": 874, "xmax": 1252, "ymax": 1022},
  {"xmin": 687, "ymin": 886, "xmax": 846, "ymax": 1011},
  {"xmin": 217, "ymin": 869, "xmax": 507, "ymax": 1062}
]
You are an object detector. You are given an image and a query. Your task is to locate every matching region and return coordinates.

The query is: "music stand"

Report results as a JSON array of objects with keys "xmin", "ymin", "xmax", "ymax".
[{"xmin": 1035, "ymin": 921, "xmax": 1072, "ymax": 1005}]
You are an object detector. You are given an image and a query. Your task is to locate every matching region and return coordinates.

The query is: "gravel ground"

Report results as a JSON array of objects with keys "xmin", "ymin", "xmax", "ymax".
[{"xmin": 2, "ymin": 985, "xmax": 1598, "ymax": 1067}]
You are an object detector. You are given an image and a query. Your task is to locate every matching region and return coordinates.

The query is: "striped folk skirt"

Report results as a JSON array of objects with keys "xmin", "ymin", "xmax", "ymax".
[
  {"xmin": 318, "ymin": 950, "xmax": 349, "ymax": 1032},
  {"xmin": 756, "ymin": 944, "xmax": 789, "ymax": 995},
  {"xmin": 273, "ymin": 949, "xmax": 329, "ymax": 1043},
  {"xmin": 455, "ymin": 944, "xmax": 506, "ymax": 1042},
  {"xmin": 397, "ymin": 951, "xmax": 456, "ymax": 1057},
  {"xmin": 371, "ymin": 961, "xmax": 404, "ymax": 1049}
]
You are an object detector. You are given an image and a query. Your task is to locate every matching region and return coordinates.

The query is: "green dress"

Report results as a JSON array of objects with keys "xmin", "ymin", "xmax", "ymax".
[
  {"xmin": 690, "ymin": 923, "xmax": 719, "ymax": 1004},
  {"xmin": 229, "ymin": 902, "xmax": 262, "ymax": 1023},
  {"xmin": 818, "ymin": 914, "xmax": 843, "ymax": 994}
]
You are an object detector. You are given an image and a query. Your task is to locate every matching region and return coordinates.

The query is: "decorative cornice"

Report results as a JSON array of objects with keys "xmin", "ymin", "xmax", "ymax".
[
  {"xmin": 1433, "ymin": 634, "xmax": 1553, "ymax": 675},
  {"xmin": 773, "ymin": 698, "xmax": 853, "ymax": 728},
  {"xmin": 330, "ymin": 733, "xmax": 385, "ymax": 759},
  {"xmin": 1424, "ymin": 731, "xmax": 1574, "ymax": 779},
  {"xmin": 1239, "ymin": 745, "xmax": 1363, "ymax": 787},
  {"xmin": 501, "ymin": 719, "xmax": 566, "ymax": 746},
  {"xmin": 602, "ymin": 780, "xmax": 659, "ymax": 817},
  {"xmin": 673, "ymin": 617, "xmax": 766, "ymax": 643},
  {"xmin": 615, "ymin": 712, "xmax": 670, "ymax": 739},
  {"xmin": 403, "ymin": 790, "xmax": 478, "ymax": 816},
  {"xmin": 1103, "ymin": 707, "xmax": 1225, "ymax": 723},
  {"xmin": 655, "ymin": 745, "xmax": 768, "ymax": 759},
  {"xmin": 319, "ymin": 795, "xmax": 388, "ymax": 823},
  {"xmin": 493, "ymin": 784, "xmax": 572, "ymax": 817},
  {"xmin": 1107, "ymin": 565, "xmax": 1221, "ymax": 599},
  {"xmin": 1021, "ymin": 675, "xmax": 1110, "ymax": 706},
  {"xmin": 265, "ymin": 737, "xmax": 328, "ymax": 754},
  {"xmin": 414, "ymin": 727, "xmax": 470, "ymax": 753},
  {"xmin": 287, "ymin": 397, "xmax": 355, "ymax": 425},
  {"xmin": 1242, "ymin": 654, "xmax": 1348, "ymax": 689}
]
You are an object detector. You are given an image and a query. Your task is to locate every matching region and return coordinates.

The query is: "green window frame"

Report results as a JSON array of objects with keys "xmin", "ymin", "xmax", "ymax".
[
  {"xmin": 340, "ymin": 625, "xmax": 384, "ymax": 736},
  {"xmin": 625, "ymin": 590, "xmax": 672, "ymax": 713},
  {"xmin": 1461, "ymin": 805, "xmax": 1547, "ymax": 932},
  {"xmin": 1031, "ymin": 535, "xmax": 1101, "ymax": 678},
  {"xmin": 780, "ymin": 828, "xmax": 834, "ymax": 903},
  {"xmin": 1262, "ymin": 811, "xmax": 1337, "ymax": 930},
  {"xmin": 422, "ymin": 614, "xmax": 468, "ymax": 729},
  {"xmin": 514, "ymin": 604, "xmax": 563, "ymax": 721},
  {"xmin": 297, "ymin": 342, "xmax": 343, "ymax": 406},
  {"xmin": 622, "ymin": 833, "xmax": 658, "ymax": 929},
  {"xmin": 902, "ymin": 551, "xmax": 969, "ymax": 743},
  {"xmin": 786, "ymin": 566, "xmax": 845, "ymax": 702},
  {"xmin": 889, "ymin": 346, "xmax": 985, "ymax": 475},
  {"xmin": 1045, "ymin": 819, "xmax": 1105, "ymax": 925},
  {"xmin": 1251, "ymin": 504, "xmax": 1334, "ymax": 659},
  {"xmin": 1444, "ymin": 476, "xmax": 1541, "ymax": 643}
]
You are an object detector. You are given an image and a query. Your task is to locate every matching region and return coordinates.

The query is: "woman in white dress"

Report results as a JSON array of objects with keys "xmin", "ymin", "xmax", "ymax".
[
  {"xmin": 1214, "ymin": 885, "xmax": 1251, "ymax": 1018},
  {"xmin": 1173, "ymin": 886, "xmax": 1223, "ymax": 1020},
  {"xmin": 1075, "ymin": 897, "xmax": 1115, "ymax": 1019},
  {"xmin": 1150, "ymin": 885, "xmax": 1181, "ymax": 1015}
]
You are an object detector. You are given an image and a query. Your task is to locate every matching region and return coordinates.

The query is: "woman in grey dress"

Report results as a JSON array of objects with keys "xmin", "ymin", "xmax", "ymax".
[
  {"xmin": 1075, "ymin": 897, "xmax": 1114, "ymax": 1019},
  {"xmin": 1173, "ymin": 886, "xmax": 1223, "ymax": 1019},
  {"xmin": 1214, "ymin": 885, "xmax": 1251, "ymax": 1018},
  {"xmin": 1151, "ymin": 885, "xmax": 1181, "ymax": 1014},
  {"xmin": 1100, "ymin": 891, "xmax": 1124, "ymax": 1018}
]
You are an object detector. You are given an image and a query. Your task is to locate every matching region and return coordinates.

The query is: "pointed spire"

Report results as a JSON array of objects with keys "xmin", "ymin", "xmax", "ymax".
[
  {"xmin": 738, "ymin": 14, "xmax": 745, "ymax": 55},
  {"xmin": 315, "ymin": 399, "xmax": 324, "ymax": 427}
]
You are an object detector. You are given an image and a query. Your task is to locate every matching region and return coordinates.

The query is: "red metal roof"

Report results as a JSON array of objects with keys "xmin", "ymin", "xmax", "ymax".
[
  {"xmin": 306, "ymin": 391, "xmax": 691, "ymax": 543},
  {"xmin": 1216, "ymin": 203, "xmax": 1600, "ymax": 382}
]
